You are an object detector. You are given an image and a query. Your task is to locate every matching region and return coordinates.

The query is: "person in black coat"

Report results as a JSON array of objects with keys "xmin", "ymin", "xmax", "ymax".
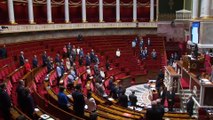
[
  {"xmin": 187, "ymin": 95, "xmax": 194, "ymax": 117},
  {"xmin": 167, "ymin": 89, "xmax": 175, "ymax": 112},
  {"xmin": 23, "ymin": 88, "xmax": 35, "ymax": 119},
  {"xmin": 42, "ymin": 51, "xmax": 48, "ymax": 66},
  {"xmin": 32, "ymin": 55, "xmax": 38, "ymax": 68},
  {"xmin": 19, "ymin": 51, "xmax": 25, "ymax": 66},
  {"xmin": 159, "ymin": 87, "xmax": 167, "ymax": 106},
  {"xmin": 0, "ymin": 44, "xmax": 7, "ymax": 59},
  {"xmin": 145, "ymin": 101, "xmax": 162, "ymax": 120},
  {"xmin": 156, "ymin": 99, "xmax": 165, "ymax": 120},
  {"xmin": 129, "ymin": 91, "xmax": 137, "ymax": 107},
  {"xmin": 0, "ymin": 83, "xmax": 12, "ymax": 120},
  {"xmin": 118, "ymin": 89, "xmax": 128, "ymax": 108},
  {"xmin": 16, "ymin": 80, "xmax": 26, "ymax": 111},
  {"xmin": 72, "ymin": 84, "xmax": 85, "ymax": 117}
]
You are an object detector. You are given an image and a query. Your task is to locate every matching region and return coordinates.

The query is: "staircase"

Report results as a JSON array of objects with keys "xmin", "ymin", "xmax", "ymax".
[{"xmin": 180, "ymin": 89, "xmax": 199, "ymax": 118}]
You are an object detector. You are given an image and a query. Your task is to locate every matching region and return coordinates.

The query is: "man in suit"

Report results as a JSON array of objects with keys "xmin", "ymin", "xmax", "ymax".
[
  {"xmin": 159, "ymin": 87, "xmax": 167, "ymax": 106},
  {"xmin": 72, "ymin": 84, "xmax": 85, "ymax": 117},
  {"xmin": 187, "ymin": 95, "xmax": 194, "ymax": 117},
  {"xmin": 86, "ymin": 53, "xmax": 91, "ymax": 66},
  {"xmin": 32, "ymin": 55, "xmax": 38, "ymax": 68},
  {"xmin": 129, "ymin": 91, "xmax": 137, "ymax": 107},
  {"xmin": 42, "ymin": 51, "xmax": 48, "ymax": 66},
  {"xmin": 0, "ymin": 44, "xmax": 7, "ymax": 59},
  {"xmin": 23, "ymin": 88, "xmax": 35, "ymax": 119},
  {"xmin": 16, "ymin": 80, "xmax": 26, "ymax": 111},
  {"xmin": 55, "ymin": 53, "xmax": 61, "ymax": 63},
  {"xmin": 56, "ymin": 62, "xmax": 62, "ymax": 86},
  {"xmin": 0, "ymin": 83, "xmax": 12, "ymax": 120},
  {"xmin": 156, "ymin": 99, "xmax": 165, "ymax": 119},
  {"xmin": 118, "ymin": 89, "xmax": 128, "ymax": 108},
  {"xmin": 145, "ymin": 101, "xmax": 162, "ymax": 120},
  {"xmin": 19, "ymin": 51, "xmax": 25, "ymax": 66},
  {"xmin": 90, "ymin": 49, "xmax": 95, "ymax": 63},
  {"xmin": 167, "ymin": 89, "xmax": 175, "ymax": 112}
]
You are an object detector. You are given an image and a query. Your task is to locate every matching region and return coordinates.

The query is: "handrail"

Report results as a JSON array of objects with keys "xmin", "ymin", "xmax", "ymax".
[
  {"xmin": 192, "ymin": 96, "xmax": 200, "ymax": 107},
  {"xmin": 179, "ymin": 78, "xmax": 188, "ymax": 112}
]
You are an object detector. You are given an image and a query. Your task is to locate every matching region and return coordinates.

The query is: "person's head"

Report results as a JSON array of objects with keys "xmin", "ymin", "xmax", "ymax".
[
  {"xmin": 152, "ymin": 49, "xmax": 155, "ymax": 52},
  {"xmin": 75, "ymin": 84, "xmax": 82, "ymax": 91},
  {"xmin": 117, "ymin": 48, "xmax": 120, "ymax": 51},
  {"xmin": 25, "ymin": 59, "xmax": 29, "ymax": 63},
  {"xmin": 59, "ymin": 86, "xmax": 65, "ymax": 92},
  {"xmin": 18, "ymin": 80, "xmax": 25, "ymax": 86},
  {"xmin": 0, "ymin": 83, "xmax": 6, "ymax": 91},
  {"xmin": 34, "ymin": 55, "xmax": 37, "ymax": 58},
  {"xmin": 87, "ymin": 91, "xmax": 92, "ymax": 99},
  {"xmin": 44, "ymin": 51, "xmax": 47, "ymax": 54},
  {"xmin": 20, "ymin": 51, "xmax": 24, "ymax": 55},
  {"xmin": 132, "ymin": 91, "xmax": 135, "ymax": 95}
]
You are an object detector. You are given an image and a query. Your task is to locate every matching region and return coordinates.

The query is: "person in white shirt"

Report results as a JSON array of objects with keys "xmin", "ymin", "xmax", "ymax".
[
  {"xmin": 86, "ymin": 66, "xmax": 91, "ymax": 75},
  {"xmin": 86, "ymin": 92, "xmax": 97, "ymax": 119},
  {"xmin": 116, "ymin": 48, "xmax": 121, "ymax": 58},
  {"xmin": 100, "ymin": 67, "xmax": 105, "ymax": 79},
  {"xmin": 76, "ymin": 46, "xmax": 80, "ymax": 55},
  {"xmin": 151, "ymin": 49, "xmax": 157, "ymax": 60},
  {"xmin": 147, "ymin": 38, "xmax": 151, "ymax": 46}
]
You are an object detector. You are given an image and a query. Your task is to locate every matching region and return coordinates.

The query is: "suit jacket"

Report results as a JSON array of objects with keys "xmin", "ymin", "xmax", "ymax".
[
  {"xmin": 167, "ymin": 91, "xmax": 175, "ymax": 104},
  {"xmin": 0, "ymin": 89, "xmax": 11, "ymax": 110},
  {"xmin": 32, "ymin": 58, "xmax": 38, "ymax": 68},
  {"xmin": 129, "ymin": 94, "xmax": 137, "ymax": 106},
  {"xmin": 186, "ymin": 98, "xmax": 194, "ymax": 115},
  {"xmin": 72, "ymin": 91, "xmax": 85, "ymax": 116},
  {"xmin": 146, "ymin": 107, "xmax": 162, "ymax": 120},
  {"xmin": 19, "ymin": 55, "xmax": 25, "ymax": 66},
  {"xmin": 42, "ymin": 54, "xmax": 47, "ymax": 66},
  {"xmin": 118, "ymin": 94, "xmax": 128, "ymax": 108}
]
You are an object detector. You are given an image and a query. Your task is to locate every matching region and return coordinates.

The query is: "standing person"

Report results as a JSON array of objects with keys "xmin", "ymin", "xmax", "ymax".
[
  {"xmin": 147, "ymin": 38, "xmax": 151, "ymax": 46},
  {"xmin": 116, "ymin": 48, "xmax": 121, "ymax": 58},
  {"xmin": 90, "ymin": 49, "xmax": 96, "ymax": 63},
  {"xmin": 47, "ymin": 56, "xmax": 53, "ymax": 73},
  {"xmin": 139, "ymin": 38, "xmax": 144, "ymax": 48},
  {"xmin": 167, "ymin": 88, "xmax": 175, "ymax": 112},
  {"xmin": 24, "ymin": 59, "xmax": 31, "ymax": 73},
  {"xmin": 0, "ymin": 83, "xmax": 12, "ymax": 120},
  {"xmin": 145, "ymin": 101, "xmax": 162, "ymax": 120},
  {"xmin": 58, "ymin": 86, "xmax": 70, "ymax": 111},
  {"xmin": 151, "ymin": 49, "xmax": 157, "ymax": 60},
  {"xmin": 86, "ymin": 91, "xmax": 97, "ymax": 120},
  {"xmin": 23, "ymin": 88, "xmax": 35, "ymax": 119},
  {"xmin": 56, "ymin": 62, "xmax": 62, "ymax": 86},
  {"xmin": 129, "ymin": 91, "xmax": 138, "ymax": 107},
  {"xmin": 19, "ymin": 51, "xmax": 25, "ymax": 66},
  {"xmin": 32, "ymin": 55, "xmax": 38, "ymax": 68},
  {"xmin": 0, "ymin": 44, "xmax": 7, "ymax": 59},
  {"xmin": 118, "ymin": 89, "xmax": 128, "ymax": 108},
  {"xmin": 159, "ymin": 87, "xmax": 167, "ymax": 106},
  {"xmin": 156, "ymin": 99, "xmax": 165, "ymax": 120},
  {"xmin": 86, "ymin": 53, "xmax": 91, "ymax": 66},
  {"xmin": 65, "ymin": 58, "xmax": 71, "ymax": 71},
  {"xmin": 55, "ymin": 53, "xmax": 61, "ymax": 63},
  {"xmin": 72, "ymin": 84, "xmax": 85, "ymax": 117},
  {"xmin": 186, "ymin": 95, "xmax": 194, "ymax": 117},
  {"xmin": 42, "ymin": 51, "xmax": 48, "ymax": 66},
  {"xmin": 16, "ymin": 80, "xmax": 26, "ymax": 111}
]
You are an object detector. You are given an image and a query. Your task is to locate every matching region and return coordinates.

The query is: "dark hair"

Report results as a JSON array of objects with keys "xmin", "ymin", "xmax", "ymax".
[
  {"xmin": 75, "ymin": 84, "xmax": 81, "ymax": 90},
  {"xmin": 59, "ymin": 86, "xmax": 65, "ymax": 92},
  {"xmin": 87, "ymin": 91, "xmax": 92, "ymax": 99}
]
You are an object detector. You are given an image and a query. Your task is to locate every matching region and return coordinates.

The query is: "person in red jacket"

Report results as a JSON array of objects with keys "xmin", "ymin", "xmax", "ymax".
[{"xmin": 24, "ymin": 59, "xmax": 31, "ymax": 73}]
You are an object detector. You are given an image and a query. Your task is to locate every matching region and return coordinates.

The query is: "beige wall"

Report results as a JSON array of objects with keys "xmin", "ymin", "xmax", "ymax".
[{"xmin": 0, "ymin": 28, "xmax": 157, "ymax": 44}]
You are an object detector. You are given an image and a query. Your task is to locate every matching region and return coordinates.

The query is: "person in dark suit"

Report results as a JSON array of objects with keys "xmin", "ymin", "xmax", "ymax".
[
  {"xmin": 156, "ymin": 99, "xmax": 165, "ymax": 120},
  {"xmin": 23, "ymin": 88, "xmax": 35, "ymax": 119},
  {"xmin": 90, "ymin": 49, "xmax": 95, "ymax": 63},
  {"xmin": 129, "ymin": 91, "xmax": 137, "ymax": 107},
  {"xmin": 0, "ymin": 83, "xmax": 12, "ymax": 120},
  {"xmin": 19, "ymin": 51, "xmax": 25, "ymax": 66},
  {"xmin": 86, "ymin": 53, "xmax": 91, "ymax": 66},
  {"xmin": 47, "ymin": 56, "xmax": 53, "ymax": 73},
  {"xmin": 72, "ymin": 84, "xmax": 85, "ymax": 117},
  {"xmin": 55, "ymin": 53, "xmax": 61, "ymax": 63},
  {"xmin": 42, "ymin": 51, "xmax": 48, "ymax": 66},
  {"xmin": 118, "ymin": 89, "xmax": 128, "ymax": 108},
  {"xmin": 159, "ymin": 87, "xmax": 167, "ymax": 106},
  {"xmin": 145, "ymin": 101, "xmax": 162, "ymax": 120},
  {"xmin": 58, "ymin": 86, "xmax": 70, "ymax": 111},
  {"xmin": 32, "ymin": 55, "xmax": 38, "ymax": 68},
  {"xmin": 167, "ymin": 89, "xmax": 175, "ymax": 112},
  {"xmin": 16, "ymin": 80, "xmax": 26, "ymax": 111},
  {"xmin": 186, "ymin": 95, "xmax": 194, "ymax": 117},
  {"xmin": 0, "ymin": 44, "xmax": 7, "ymax": 59}
]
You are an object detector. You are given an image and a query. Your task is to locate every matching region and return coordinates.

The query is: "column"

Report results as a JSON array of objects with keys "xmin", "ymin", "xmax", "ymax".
[
  {"xmin": 7, "ymin": 0, "xmax": 16, "ymax": 24},
  {"xmin": 156, "ymin": 0, "xmax": 159, "ymax": 21},
  {"xmin": 82, "ymin": 0, "xmax": 87, "ymax": 22},
  {"xmin": 133, "ymin": 0, "xmax": 137, "ymax": 22},
  {"xmin": 99, "ymin": 0, "xmax": 103, "ymax": 22},
  {"xmin": 47, "ymin": 0, "xmax": 53, "ymax": 23},
  {"xmin": 200, "ymin": 0, "xmax": 211, "ymax": 18},
  {"xmin": 150, "ymin": 0, "xmax": 154, "ymax": 22},
  {"xmin": 64, "ymin": 0, "xmax": 70, "ymax": 23},
  {"xmin": 116, "ymin": 0, "xmax": 120, "ymax": 22},
  {"xmin": 28, "ymin": 0, "xmax": 35, "ymax": 24},
  {"xmin": 192, "ymin": 0, "xmax": 199, "ymax": 19}
]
